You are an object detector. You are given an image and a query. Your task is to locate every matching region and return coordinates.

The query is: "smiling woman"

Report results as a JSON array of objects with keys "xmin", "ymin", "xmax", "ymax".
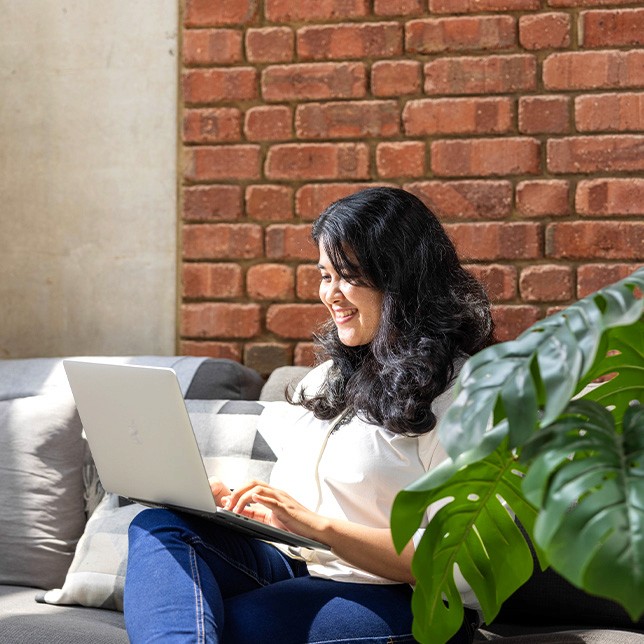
[{"xmin": 124, "ymin": 187, "xmax": 494, "ymax": 644}]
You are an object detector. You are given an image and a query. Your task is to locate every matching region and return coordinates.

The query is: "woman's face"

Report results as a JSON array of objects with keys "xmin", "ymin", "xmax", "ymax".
[{"xmin": 318, "ymin": 245, "xmax": 383, "ymax": 347}]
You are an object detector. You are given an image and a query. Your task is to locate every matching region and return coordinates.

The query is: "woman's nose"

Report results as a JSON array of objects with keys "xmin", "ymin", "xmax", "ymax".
[{"xmin": 324, "ymin": 280, "xmax": 342, "ymax": 304}]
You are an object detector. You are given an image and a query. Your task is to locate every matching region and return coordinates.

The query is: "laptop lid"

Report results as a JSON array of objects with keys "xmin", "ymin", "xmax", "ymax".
[{"xmin": 63, "ymin": 360, "xmax": 329, "ymax": 551}]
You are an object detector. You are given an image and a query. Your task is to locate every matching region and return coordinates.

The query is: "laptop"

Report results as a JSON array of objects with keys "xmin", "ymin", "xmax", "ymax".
[{"xmin": 63, "ymin": 359, "xmax": 329, "ymax": 551}]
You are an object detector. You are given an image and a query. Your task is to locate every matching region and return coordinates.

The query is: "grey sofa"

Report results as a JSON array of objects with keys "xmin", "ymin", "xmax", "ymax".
[{"xmin": 1, "ymin": 357, "xmax": 642, "ymax": 644}]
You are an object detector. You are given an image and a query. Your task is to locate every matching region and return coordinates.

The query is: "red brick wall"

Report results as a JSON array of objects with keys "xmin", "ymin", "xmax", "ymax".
[{"xmin": 179, "ymin": 0, "xmax": 644, "ymax": 375}]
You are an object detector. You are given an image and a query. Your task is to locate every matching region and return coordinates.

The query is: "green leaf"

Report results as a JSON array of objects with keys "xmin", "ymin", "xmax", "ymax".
[
  {"xmin": 392, "ymin": 444, "xmax": 538, "ymax": 643},
  {"xmin": 522, "ymin": 400, "xmax": 644, "ymax": 620},
  {"xmin": 439, "ymin": 267, "xmax": 644, "ymax": 462},
  {"xmin": 580, "ymin": 322, "xmax": 644, "ymax": 428}
]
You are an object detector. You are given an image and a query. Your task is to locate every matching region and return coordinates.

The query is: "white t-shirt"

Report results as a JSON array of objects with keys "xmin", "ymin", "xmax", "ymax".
[{"xmin": 257, "ymin": 360, "xmax": 478, "ymax": 609}]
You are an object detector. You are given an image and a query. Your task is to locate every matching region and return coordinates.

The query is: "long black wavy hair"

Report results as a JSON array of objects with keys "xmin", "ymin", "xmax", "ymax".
[{"xmin": 297, "ymin": 187, "xmax": 494, "ymax": 436}]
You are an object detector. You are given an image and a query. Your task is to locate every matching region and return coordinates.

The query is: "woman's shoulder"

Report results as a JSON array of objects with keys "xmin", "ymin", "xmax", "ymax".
[{"xmin": 291, "ymin": 360, "xmax": 333, "ymax": 402}]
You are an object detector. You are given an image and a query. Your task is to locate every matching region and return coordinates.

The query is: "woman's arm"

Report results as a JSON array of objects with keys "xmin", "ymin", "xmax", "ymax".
[{"xmin": 223, "ymin": 480, "xmax": 416, "ymax": 584}]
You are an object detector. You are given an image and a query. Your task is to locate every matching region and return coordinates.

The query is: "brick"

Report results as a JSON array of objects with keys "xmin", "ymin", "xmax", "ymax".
[
  {"xmin": 295, "ymin": 183, "xmax": 382, "ymax": 220},
  {"xmin": 266, "ymin": 304, "xmax": 329, "ymax": 339},
  {"xmin": 424, "ymin": 55, "xmax": 537, "ymax": 95},
  {"xmin": 576, "ymin": 179, "xmax": 644, "ymax": 217},
  {"xmin": 516, "ymin": 180, "xmax": 570, "ymax": 218},
  {"xmin": 182, "ymin": 303, "xmax": 262, "ymax": 339},
  {"xmin": 577, "ymin": 263, "xmax": 644, "ymax": 298},
  {"xmin": 246, "ymin": 27, "xmax": 294, "ymax": 63},
  {"xmin": 247, "ymin": 264, "xmax": 295, "ymax": 301},
  {"xmin": 405, "ymin": 180, "xmax": 513, "ymax": 220},
  {"xmin": 262, "ymin": 63, "xmax": 367, "ymax": 102},
  {"xmin": 182, "ymin": 263, "xmax": 243, "ymax": 299},
  {"xmin": 244, "ymin": 343, "xmax": 293, "ymax": 377},
  {"xmin": 543, "ymin": 51, "xmax": 644, "ymax": 90},
  {"xmin": 547, "ymin": 136, "xmax": 644, "ymax": 174},
  {"xmin": 371, "ymin": 61, "xmax": 421, "ymax": 97},
  {"xmin": 518, "ymin": 96, "xmax": 570, "ymax": 134},
  {"xmin": 266, "ymin": 224, "xmax": 317, "ymax": 260},
  {"xmin": 431, "ymin": 138, "xmax": 540, "ymax": 177},
  {"xmin": 376, "ymin": 142, "xmax": 426, "ymax": 178},
  {"xmin": 296, "ymin": 101, "xmax": 399, "ymax": 139},
  {"xmin": 179, "ymin": 341, "xmax": 242, "ymax": 361},
  {"xmin": 406, "ymin": 16, "xmax": 516, "ymax": 54},
  {"xmin": 184, "ymin": 145, "xmax": 261, "ymax": 182},
  {"xmin": 464, "ymin": 264, "xmax": 517, "ymax": 302},
  {"xmin": 182, "ymin": 29, "xmax": 243, "ymax": 65},
  {"xmin": 294, "ymin": 342, "xmax": 320, "ymax": 367},
  {"xmin": 183, "ymin": 108, "xmax": 242, "ymax": 143},
  {"xmin": 575, "ymin": 93, "xmax": 644, "ymax": 132},
  {"xmin": 546, "ymin": 222, "xmax": 644, "ymax": 260},
  {"xmin": 492, "ymin": 305, "xmax": 542, "ymax": 342},
  {"xmin": 183, "ymin": 68, "xmax": 258, "ymax": 104},
  {"xmin": 297, "ymin": 264, "xmax": 322, "ymax": 300},
  {"xmin": 374, "ymin": 0, "xmax": 424, "ymax": 16},
  {"xmin": 265, "ymin": 0, "xmax": 369, "ymax": 22},
  {"xmin": 549, "ymin": 0, "xmax": 633, "ymax": 6},
  {"xmin": 265, "ymin": 143, "xmax": 370, "ymax": 181},
  {"xmin": 581, "ymin": 9, "xmax": 644, "ymax": 48},
  {"xmin": 185, "ymin": 0, "xmax": 258, "ymax": 27},
  {"xmin": 446, "ymin": 222, "xmax": 542, "ymax": 261},
  {"xmin": 519, "ymin": 265, "xmax": 574, "ymax": 302},
  {"xmin": 182, "ymin": 224, "xmax": 263, "ymax": 260},
  {"xmin": 430, "ymin": 0, "xmax": 539, "ymax": 10},
  {"xmin": 297, "ymin": 23, "xmax": 402, "ymax": 61},
  {"xmin": 246, "ymin": 185, "xmax": 294, "ymax": 221},
  {"xmin": 183, "ymin": 185, "xmax": 243, "ymax": 221},
  {"xmin": 244, "ymin": 106, "xmax": 292, "ymax": 141},
  {"xmin": 519, "ymin": 13, "xmax": 571, "ymax": 50},
  {"xmin": 403, "ymin": 97, "xmax": 513, "ymax": 136}
]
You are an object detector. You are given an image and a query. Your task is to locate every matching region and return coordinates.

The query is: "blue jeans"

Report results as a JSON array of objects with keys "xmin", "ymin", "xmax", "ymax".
[{"xmin": 124, "ymin": 509, "xmax": 477, "ymax": 644}]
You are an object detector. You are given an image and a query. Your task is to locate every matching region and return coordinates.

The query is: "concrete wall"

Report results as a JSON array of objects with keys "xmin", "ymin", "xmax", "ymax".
[{"xmin": 0, "ymin": 1, "xmax": 178, "ymax": 358}]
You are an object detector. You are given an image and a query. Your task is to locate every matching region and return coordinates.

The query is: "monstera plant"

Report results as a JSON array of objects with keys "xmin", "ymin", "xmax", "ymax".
[{"xmin": 391, "ymin": 267, "xmax": 644, "ymax": 644}]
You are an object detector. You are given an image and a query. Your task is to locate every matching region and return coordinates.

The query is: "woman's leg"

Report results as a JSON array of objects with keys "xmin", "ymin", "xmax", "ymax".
[
  {"xmin": 223, "ymin": 576, "xmax": 478, "ymax": 644},
  {"xmin": 123, "ymin": 508, "xmax": 308, "ymax": 644}
]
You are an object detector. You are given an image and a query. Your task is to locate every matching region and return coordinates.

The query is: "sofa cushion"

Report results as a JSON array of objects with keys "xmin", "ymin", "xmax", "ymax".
[
  {"xmin": 40, "ymin": 399, "xmax": 275, "ymax": 611},
  {"xmin": 0, "ymin": 394, "xmax": 87, "ymax": 590},
  {"xmin": 259, "ymin": 365, "xmax": 312, "ymax": 402},
  {"xmin": 0, "ymin": 356, "xmax": 265, "ymax": 402}
]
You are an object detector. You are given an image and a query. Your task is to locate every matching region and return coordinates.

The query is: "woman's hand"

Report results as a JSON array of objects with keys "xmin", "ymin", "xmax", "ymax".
[
  {"xmin": 222, "ymin": 480, "xmax": 327, "ymax": 539},
  {"xmin": 221, "ymin": 479, "xmax": 416, "ymax": 584},
  {"xmin": 208, "ymin": 477, "xmax": 232, "ymax": 507}
]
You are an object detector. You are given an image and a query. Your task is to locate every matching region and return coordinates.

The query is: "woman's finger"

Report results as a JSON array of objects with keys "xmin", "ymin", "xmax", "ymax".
[{"xmin": 208, "ymin": 477, "xmax": 231, "ymax": 507}]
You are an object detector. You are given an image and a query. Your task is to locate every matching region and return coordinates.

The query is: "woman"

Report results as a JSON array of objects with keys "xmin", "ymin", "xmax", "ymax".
[{"xmin": 124, "ymin": 187, "xmax": 494, "ymax": 643}]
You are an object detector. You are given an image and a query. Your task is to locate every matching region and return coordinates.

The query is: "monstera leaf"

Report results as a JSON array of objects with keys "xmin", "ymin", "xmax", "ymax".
[
  {"xmin": 391, "ymin": 267, "xmax": 644, "ymax": 643},
  {"xmin": 391, "ymin": 443, "xmax": 538, "ymax": 643},
  {"xmin": 523, "ymin": 400, "xmax": 644, "ymax": 619},
  {"xmin": 438, "ymin": 268, "xmax": 644, "ymax": 462}
]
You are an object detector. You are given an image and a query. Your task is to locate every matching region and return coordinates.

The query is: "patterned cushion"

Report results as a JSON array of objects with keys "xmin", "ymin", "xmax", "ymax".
[{"xmin": 39, "ymin": 399, "xmax": 275, "ymax": 611}]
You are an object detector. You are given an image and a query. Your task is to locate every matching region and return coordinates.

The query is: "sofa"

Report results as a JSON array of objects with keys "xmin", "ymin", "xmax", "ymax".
[{"xmin": 1, "ymin": 356, "xmax": 642, "ymax": 644}]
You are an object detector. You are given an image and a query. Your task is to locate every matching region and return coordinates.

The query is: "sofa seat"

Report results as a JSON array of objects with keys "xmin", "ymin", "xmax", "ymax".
[{"xmin": 0, "ymin": 586, "xmax": 127, "ymax": 644}]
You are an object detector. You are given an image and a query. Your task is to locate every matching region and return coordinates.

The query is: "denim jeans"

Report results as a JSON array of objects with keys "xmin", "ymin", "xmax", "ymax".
[{"xmin": 124, "ymin": 508, "xmax": 477, "ymax": 644}]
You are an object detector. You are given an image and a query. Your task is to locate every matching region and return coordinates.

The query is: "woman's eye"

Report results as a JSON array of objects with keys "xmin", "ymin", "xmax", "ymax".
[{"xmin": 320, "ymin": 274, "xmax": 331, "ymax": 282}]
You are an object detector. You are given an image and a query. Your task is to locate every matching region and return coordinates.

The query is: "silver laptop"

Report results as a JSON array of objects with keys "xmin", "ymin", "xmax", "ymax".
[{"xmin": 63, "ymin": 359, "xmax": 329, "ymax": 551}]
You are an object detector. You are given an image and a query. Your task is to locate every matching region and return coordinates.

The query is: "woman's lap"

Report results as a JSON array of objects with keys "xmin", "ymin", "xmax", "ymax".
[
  {"xmin": 125, "ymin": 508, "xmax": 475, "ymax": 644},
  {"xmin": 223, "ymin": 576, "xmax": 416, "ymax": 644}
]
